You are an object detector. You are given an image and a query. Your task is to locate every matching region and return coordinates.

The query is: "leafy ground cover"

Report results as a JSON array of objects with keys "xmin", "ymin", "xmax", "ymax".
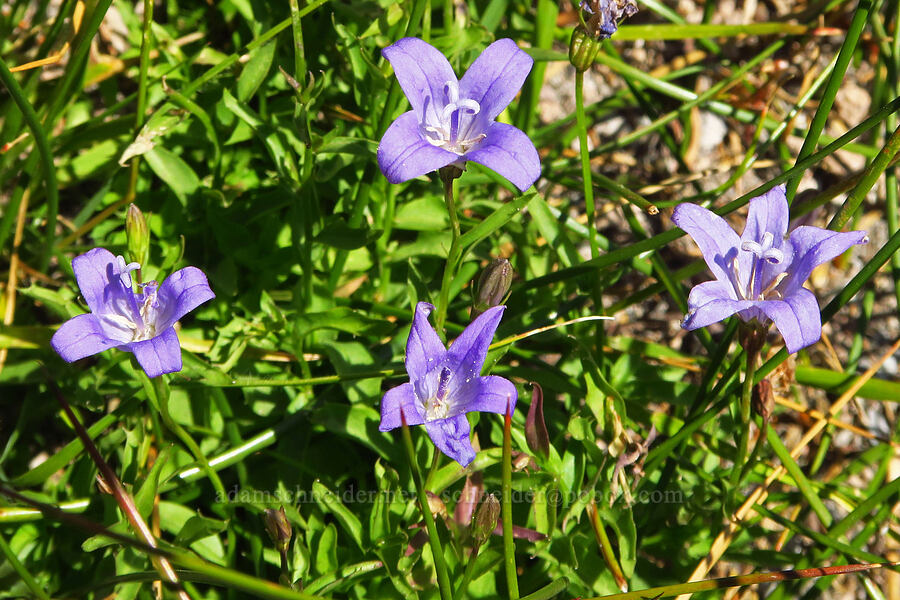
[{"xmin": 2, "ymin": 0, "xmax": 900, "ymax": 598}]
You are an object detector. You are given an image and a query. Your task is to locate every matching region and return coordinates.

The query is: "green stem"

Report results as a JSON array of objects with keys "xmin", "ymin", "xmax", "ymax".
[
  {"xmin": 454, "ymin": 546, "xmax": 481, "ymax": 600},
  {"xmin": 151, "ymin": 376, "xmax": 228, "ymax": 502},
  {"xmin": 587, "ymin": 500, "xmax": 627, "ymax": 591},
  {"xmin": 785, "ymin": 0, "xmax": 874, "ymax": 203},
  {"xmin": 730, "ymin": 343, "xmax": 758, "ymax": 490},
  {"xmin": 828, "ymin": 120, "xmax": 900, "ymax": 230},
  {"xmin": 434, "ymin": 171, "xmax": 463, "ymax": 336},
  {"xmin": 575, "ymin": 70, "xmax": 599, "ymax": 259},
  {"xmin": 45, "ymin": 377, "xmax": 189, "ymax": 597},
  {"xmin": 501, "ymin": 403, "xmax": 518, "ymax": 600},
  {"xmin": 425, "ymin": 446, "xmax": 443, "ymax": 489},
  {"xmin": 0, "ymin": 56, "xmax": 59, "ymax": 270},
  {"xmin": 128, "ymin": 0, "xmax": 154, "ymax": 201},
  {"xmin": 400, "ymin": 417, "xmax": 453, "ymax": 600},
  {"xmin": 0, "ymin": 528, "xmax": 50, "ymax": 600}
]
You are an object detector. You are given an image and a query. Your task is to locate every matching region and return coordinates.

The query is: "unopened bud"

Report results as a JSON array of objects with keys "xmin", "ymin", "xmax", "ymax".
[
  {"xmin": 472, "ymin": 258, "xmax": 513, "ymax": 317},
  {"xmin": 752, "ymin": 378, "xmax": 774, "ymax": 422},
  {"xmin": 125, "ymin": 204, "xmax": 149, "ymax": 267},
  {"xmin": 569, "ymin": 26, "xmax": 602, "ymax": 73},
  {"xmin": 472, "ymin": 493, "xmax": 500, "ymax": 546},
  {"xmin": 264, "ymin": 506, "xmax": 292, "ymax": 554},
  {"xmin": 525, "ymin": 383, "xmax": 550, "ymax": 461}
]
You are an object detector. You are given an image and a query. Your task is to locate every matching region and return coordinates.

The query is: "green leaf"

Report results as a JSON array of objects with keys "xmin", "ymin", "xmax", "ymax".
[
  {"xmin": 312, "ymin": 481, "xmax": 364, "ymax": 551},
  {"xmin": 314, "ymin": 523, "xmax": 338, "ymax": 575},
  {"xmin": 237, "ymin": 39, "xmax": 276, "ymax": 102},
  {"xmin": 294, "ymin": 307, "xmax": 391, "ymax": 338},
  {"xmin": 393, "ymin": 196, "xmax": 450, "ymax": 231},
  {"xmin": 158, "ymin": 501, "xmax": 226, "ymax": 564},
  {"xmin": 134, "ymin": 447, "xmax": 170, "ymax": 518},
  {"xmin": 315, "ymin": 216, "xmax": 380, "ymax": 249},
  {"xmin": 174, "ymin": 514, "xmax": 228, "ymax": 546},
  {"xmin": 144, "ymin": 147, "xmax": 201, "ymax": 203},
  {"xmin": 458, "ymin": 192, "xmax": 536, "ymax": 250}
]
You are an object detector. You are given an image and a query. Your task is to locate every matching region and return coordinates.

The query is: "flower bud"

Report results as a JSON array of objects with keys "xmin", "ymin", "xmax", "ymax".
[
  {"xmin": 125, "ymin": 204, "xmax": 149, "ymax": 267},
  {"xmin": 264, "ymin": 506, "xmax": 292, "ymax": 554},
  {"xmin": 472, "ymin": 258, "xmax": 513, "ymax": 318},
  {"xmin": 569, "ymin": 26, "xmax": 602, "ymax": 73},
  {"xmin": 472, "ymin": 493, "xmax": 500, "ymax": 547},
  {"xmin": 752, "ymin": 378, "xmax": 775, "ymax": 422},
  {"xmin": 525, "ymin": 382, "xmax": 550, "ymax": 461}
]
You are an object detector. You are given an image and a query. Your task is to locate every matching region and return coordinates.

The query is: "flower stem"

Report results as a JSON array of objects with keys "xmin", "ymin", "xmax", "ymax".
[
  {"xmin": 587, "ymin": 498, "xmax": 627, "ymax": 592},
  {"xmin": 435, "ymin": 169, "xmax": 463, "ymax": 336},
  {"xmin": 574, "ymin": 70, "xmax": 598, "ymax": 259},
  {"xmin": 501, "ymin": 402, "xmax": 519, "ymax": 600},
  {"xmin": 46, "ymin": 376, "xmax": 190, "ymax": 599},
  {"xmin": 400, "ymin": 413, "xmax": 453, "ymax": 600},
  {"xmin": 454, "ymin": 546, "xmax": 481, "ymax": 600},
  {"xmin": 730, "ymin": 347, "xmax": 758, "ymax": 491},
  {"xmin": 575, "ymin": 69, "xmax": 608, "ymax": 366},
  {"xmin": 150, "ymin": 375, "xmax": 229, "ymax": 504},
  {"xmin": 0, "ymin": 529, "xmax": 50, "ymax": 600},
  {"xmin": 425, "ymin": 446, "xmax": 443, "ymax": 489}
]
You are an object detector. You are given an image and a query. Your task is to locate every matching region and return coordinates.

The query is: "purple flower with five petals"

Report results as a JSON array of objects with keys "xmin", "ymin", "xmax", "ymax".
[
  {"xmin": 51, "ymin": 248, "xmax": 215, "ymax": 378},
  {"xmin": 672, "ymin": 185, "xmax": 867, "ymax": 353},
  {"xmin": 377, "ymin": 37, "xmax": 541, "ymax": 192},
  {"xmin": 379, "ymin": 302, "xmax": 518, "ymax": 466}
]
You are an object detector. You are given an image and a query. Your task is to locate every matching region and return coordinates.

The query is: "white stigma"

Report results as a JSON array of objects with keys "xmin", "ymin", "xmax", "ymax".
[
  {"xmin": 735, "ymin": 231, "xmax": 788, "ymax": 301},
  {"xmin": 421, "ymin": 80, "xmax": 486, "ymax": 155},
  {"xmin": 114, "ymin": 255, "xmax": 142, "ymax": 288},
  {"xmin": 740, "ymin": 231, "xmax": 783, "ymax": 265}
]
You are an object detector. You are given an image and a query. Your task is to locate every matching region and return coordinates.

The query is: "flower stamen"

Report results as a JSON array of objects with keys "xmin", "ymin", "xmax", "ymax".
[{"xmin": 420, "ymin": 80, "xmax": 485, "ymax": 155}]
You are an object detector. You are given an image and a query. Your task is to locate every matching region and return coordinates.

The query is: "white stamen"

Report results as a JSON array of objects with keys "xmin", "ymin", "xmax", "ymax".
[{"xmin": 419, "ymin": 80, "xmax": 485, "ymax": 155}]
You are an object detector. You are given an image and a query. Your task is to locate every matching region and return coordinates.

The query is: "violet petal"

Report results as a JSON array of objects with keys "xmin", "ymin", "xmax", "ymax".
[
  {"xmin": 741, "ymin": 185, "xmax": 789, "ymax": 245},
  {"xmin": 460, "ymin": 375, "xmax": 517, "ymax": 415},
  {"xmin": 50, "ymin": 313, "xmax": 120, "ymax": 363},
  {"xmin": 425, "ymin": 414, "xmax": 476, "ymax": 466},
  {"xmin": 459, "ymin": 38, "xmax": 533, "ymax": 122},
  {"xmin": 465, "ymin": 122, "xmax": 541, "ymax": 192},
  {"xmin": 783, "ymin": 226, "xmax": 868, "ymax": 297},
  {"xmin": 156, "ymin": 266, "xmax": 216, "ymax": 331},
  {"xmin": 377, "ymin": 111, "xmax": 458, "ymax": 184},
  {"xmin": 382, "ymin": 37, "xmax": 458, "ymax": 123},
  {"xmin": 683, "ymin": 298, "xmax": 755, "ymax": 330},
  {"xmin": 379, "ymin": 382, "xmax": 425, "ymax": 431},
  {"xmin": 687, "ymin": 279, "xmax": 737, "ymax": 307},
  {"xmin": 127, "ymin": 327, "xmax": 182, "ymax": 378},
  {"xmin": 71, "ymin": 247, "xmax": 120, "ymax": 314},
  {"xmin": 672, "ymin": 203, "xmax": 744, "ymax": 287},
  {"xmin": 757, "ymin": 288, "xmax": 822, "ymax": 353},
  {"xmin": 446, "ymin": 305, "xmax": 505, "ymax": 380},
  {"xmin": 406, "ymin": 302, "xmax": 447, "ymax": 381}
]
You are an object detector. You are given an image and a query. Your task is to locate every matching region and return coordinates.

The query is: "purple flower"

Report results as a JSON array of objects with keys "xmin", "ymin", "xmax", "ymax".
[
  {"xmin": 377, "ymin": 37, "xmax": 540, "ymax": 192},
  {"xmin": 380, "ymin": 302, "xmax": 518, "ymax": 466},
  {"xmin": 50, "ymin": 248, "xmax": 215, "ymax": 378},
  {"xmin": 672, "ymin": 185, "xmax": 867, "ymax": 353}
]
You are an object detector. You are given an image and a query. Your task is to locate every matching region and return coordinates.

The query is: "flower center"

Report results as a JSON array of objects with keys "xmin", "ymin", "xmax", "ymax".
[
  {"xmin": 731, "ymin": 232, "xmax": 786, "ymax": 300},
  {"xmin": 424, "ymin": 367, "xmax": 453, "ymax": 421},
  {"xmin": 99, "ymin": 262, "xmax": 162, "ymax": 343},
  {"xmin": 420, "ymin": 80, "xmax": 486, "ymax": 155}
]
